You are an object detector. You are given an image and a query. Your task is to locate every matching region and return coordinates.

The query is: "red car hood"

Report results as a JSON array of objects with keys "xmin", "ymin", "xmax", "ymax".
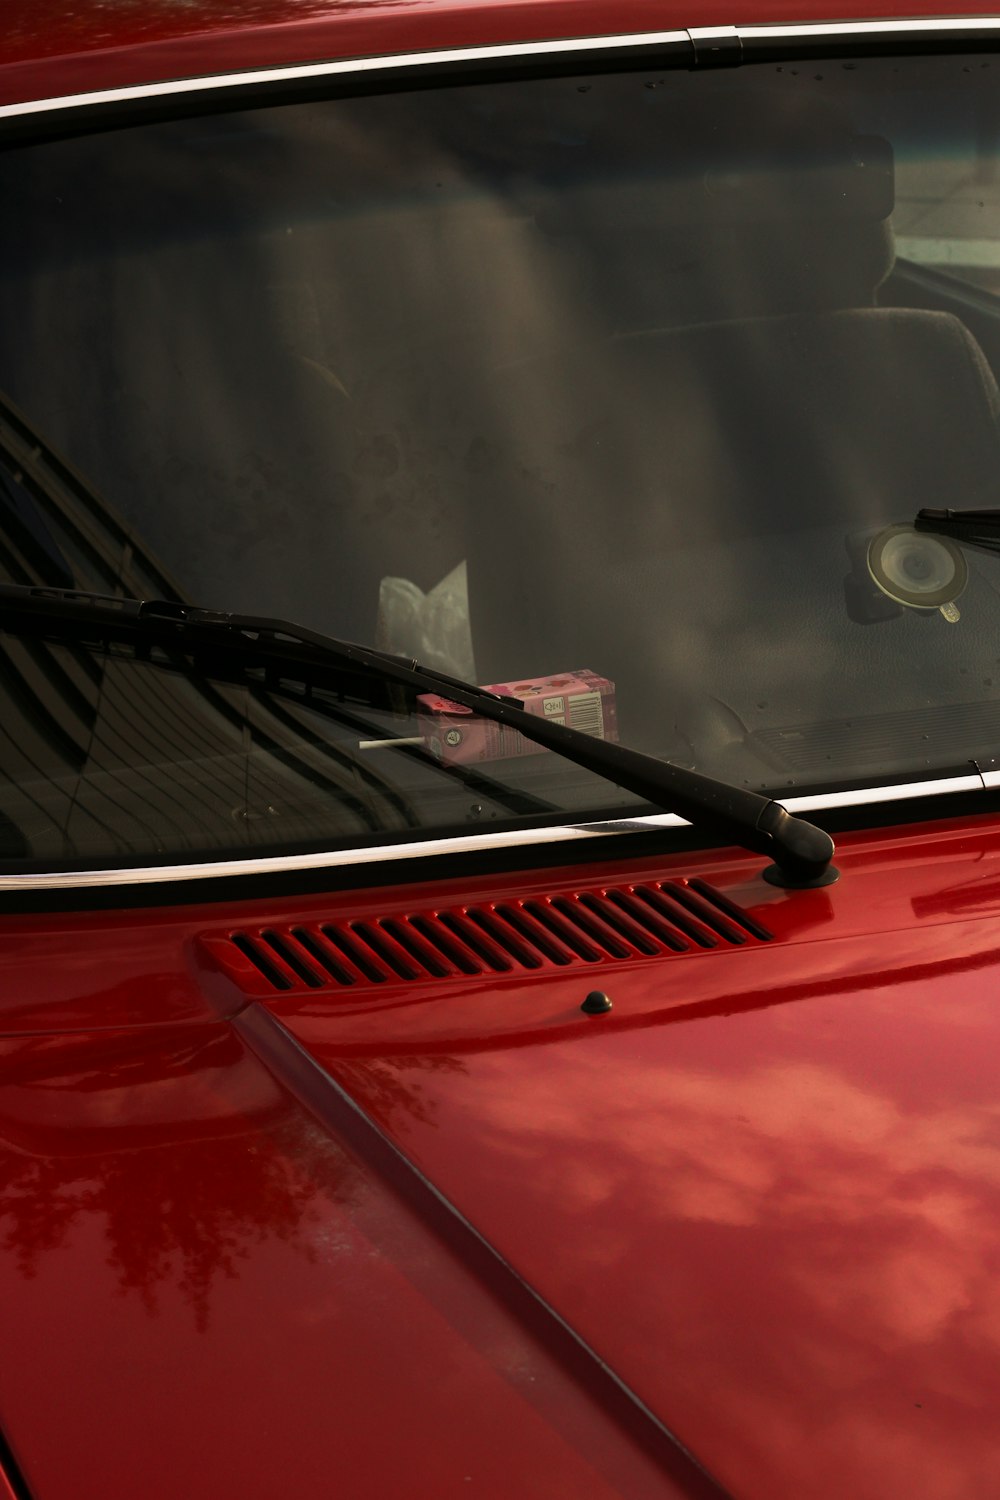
[{"xmin": 2, "ymin": 819, "xmax": 1000, "ymax": 1498}]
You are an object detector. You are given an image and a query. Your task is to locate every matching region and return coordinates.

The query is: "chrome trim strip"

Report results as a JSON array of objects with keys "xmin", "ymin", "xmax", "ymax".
[
  {"xmin": 783, "ymin": 773, "xmax": 985, "ymax": 812},
  {"xmin": 0, "ymin": 31, "xmax": 689, "ymax": 121},
  {"xmin": 0, "ymin": 822, "xmax": 630, "ymax": 890},
  {"xmin": 687, "ymin": 26, "xmax": 740, "ymax": 41},
  {"xmin": 743, "ymin": 17, "xmax": 1000, "ymax": 38},
  {"xmin": 0, "ymin": 773, "xmax": 989, "ymax": 889},
  {"xmin": 4, "ymin": 17, "xmax": 1000, "ymax": 123}
]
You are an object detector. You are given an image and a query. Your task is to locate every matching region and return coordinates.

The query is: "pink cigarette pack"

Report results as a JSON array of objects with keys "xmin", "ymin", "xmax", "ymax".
[{"xmin": 417, "ymin": 670, "xmax": 617, "ymax": 765}]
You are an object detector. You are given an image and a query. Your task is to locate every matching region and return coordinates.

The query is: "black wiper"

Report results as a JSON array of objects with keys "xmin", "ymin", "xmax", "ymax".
[
  {"xmin": 0, "ymin": 583, "xmax": 837, "ymax": 887},
  {"xmin": 915, "ymin": 507, "xmax": 1000, "ymax": 555}
]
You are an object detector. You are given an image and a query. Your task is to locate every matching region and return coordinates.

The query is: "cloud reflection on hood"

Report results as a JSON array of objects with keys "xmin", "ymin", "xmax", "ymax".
[{"xmin": 334, "ymin": 975, "xmax": 1000, "ymax": 1499}]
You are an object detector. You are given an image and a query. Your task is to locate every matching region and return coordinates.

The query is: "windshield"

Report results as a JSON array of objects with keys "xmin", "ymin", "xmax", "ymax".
[{"xmin": 2, "ymin": 49, "xmax": 1000, "ymax": 871}]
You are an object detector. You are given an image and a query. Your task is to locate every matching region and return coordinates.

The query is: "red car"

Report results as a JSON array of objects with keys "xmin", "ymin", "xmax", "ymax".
[{"xmin": 4, "ymin": 3, "xmax": 1000, "ymax": 1496}]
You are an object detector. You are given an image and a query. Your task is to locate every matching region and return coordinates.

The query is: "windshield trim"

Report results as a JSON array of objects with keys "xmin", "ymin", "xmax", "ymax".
[
  {"xmin": 2, "ymin": 22, "xmax": 997, "ymax": 888},
  {"xmin": 744, "ymin": 18, "xmax": 1000, "ymax": 41},
  {"xmin": 4, "ymin": 18, "xmax": 1000, "ymax": 124},
  {"xmin": 0, "ymin": 31, "xmax": 690, "ymax": 122},
  {"xmin": 0, "ymin": 772, "xmax": 988, "ymax": 890}
]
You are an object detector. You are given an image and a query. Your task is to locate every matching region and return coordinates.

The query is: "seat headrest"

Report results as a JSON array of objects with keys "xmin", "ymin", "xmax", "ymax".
[{"xmin": 538, "ymin": 96, "xmax": 896, "ymax": 320}]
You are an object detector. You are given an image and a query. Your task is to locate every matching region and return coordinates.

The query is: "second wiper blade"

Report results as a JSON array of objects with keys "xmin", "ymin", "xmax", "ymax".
[
  {"xmin": 915, "ymin": 507, "xmax": 1000, "ymax": 555},
  {"xmin": 0, "ymin": 583, "xmax": 837, "ymax": 886}
]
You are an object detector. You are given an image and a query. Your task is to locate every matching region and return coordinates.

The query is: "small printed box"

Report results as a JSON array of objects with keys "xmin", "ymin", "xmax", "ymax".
[{"xmin": 418, "ymin": 670, "xmax": 617, "ymax": 765}]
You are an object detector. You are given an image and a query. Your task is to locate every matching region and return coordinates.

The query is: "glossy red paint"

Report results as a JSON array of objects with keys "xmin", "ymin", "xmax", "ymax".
[
  {"xmin": 4, "ymin": 0, "xmax": 1000, "ymax": 106},
  {"xmin": 1, "ymin": 1020, "xmax": 710, "ymax": 1500},
  {"xmin": 4, "ymin": 817, "xmax": 1000, "ymax": 1495},
  {"xmin": 4, "ymin": 6, "xmax": 1000, "ymax": 1495}
]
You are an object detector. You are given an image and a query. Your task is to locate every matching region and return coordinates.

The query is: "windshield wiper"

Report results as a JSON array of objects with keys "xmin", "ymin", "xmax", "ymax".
[
  {"xmin": 0, "ymin": 583, "xmax": 837, "ymax": 887},
  {"xmin": 915, "ymin": 507, "xmax": 1000, "ymax": 555}
]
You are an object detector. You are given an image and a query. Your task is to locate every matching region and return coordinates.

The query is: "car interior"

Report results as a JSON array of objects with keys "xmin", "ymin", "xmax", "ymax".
[{"xmin": 3, "ymin": 51, "xmax": 1000, "ymax": 863}]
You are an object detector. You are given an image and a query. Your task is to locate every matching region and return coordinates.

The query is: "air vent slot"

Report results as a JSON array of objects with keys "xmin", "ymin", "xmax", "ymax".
[
  {"xmin": 261, "ymin": 929, "xmax": 326, "ymax": 989},
  {"xmin": 290, "ymin": 926, "xmax": 356, "ymax": 986},
  {"xmin": 433, "ymin": 911, "xmax": 512, "ymax": 973},
  {"xmin": 210, "ymin": 878, "xmax": 771, "ymax": 995},
  {"xmin": 229, "ymin": 931, "xmax": 293, "ymax": 991}
]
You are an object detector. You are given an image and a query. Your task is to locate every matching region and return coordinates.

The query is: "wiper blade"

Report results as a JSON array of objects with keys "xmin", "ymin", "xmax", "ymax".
[
  {"xmin": 0, "ymin": 583, "xmax": 837, "ymax": 886},
  {"xmin": 0, "ymin": 584, "xmax": 516, "ymax": 710},
  {"xmin": 915, "ymin": 507, "xmax": 1000, "ymax": 555}
]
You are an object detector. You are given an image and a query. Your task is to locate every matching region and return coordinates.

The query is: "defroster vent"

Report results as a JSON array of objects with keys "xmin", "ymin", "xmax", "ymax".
[{"xmin": 205, "ymin": 878, "xmax": 772, "ymax": 996}]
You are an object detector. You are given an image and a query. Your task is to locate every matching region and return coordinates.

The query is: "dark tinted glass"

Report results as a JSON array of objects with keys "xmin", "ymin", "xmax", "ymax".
[{"xmin": 1, "ymin": 53, "xmax": 1000, "ymax": 868}]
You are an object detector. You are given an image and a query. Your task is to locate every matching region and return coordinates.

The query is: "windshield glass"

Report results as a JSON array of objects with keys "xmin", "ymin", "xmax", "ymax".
[{"xmin": 2, "ymin": 50, "xmax": 1000, "ymax": 870}]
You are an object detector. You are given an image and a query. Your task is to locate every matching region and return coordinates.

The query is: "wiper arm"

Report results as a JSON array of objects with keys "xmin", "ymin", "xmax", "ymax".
[
  {"xmin": 0, "ymin": 583, "xmax": 837, "ymax": 887},
  {"xmin": 915, "ymin": 507, "xmax": 1000, "ymax": 555}
]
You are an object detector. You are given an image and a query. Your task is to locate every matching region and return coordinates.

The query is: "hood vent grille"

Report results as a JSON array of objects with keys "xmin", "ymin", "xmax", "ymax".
[{"xmin": 209, "ymin": 878, "xmax": 771, "ymax": 996}]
